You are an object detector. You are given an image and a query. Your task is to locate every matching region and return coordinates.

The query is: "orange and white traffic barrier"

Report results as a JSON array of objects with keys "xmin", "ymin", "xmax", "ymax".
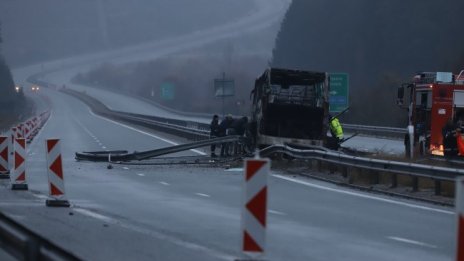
[
  {"xmin": 456, "ymin": 177, "xmax": 464, "ymax": 261},
  {"xmin": 10, "ymin": 128, "xmax": 16, "ymax": 156},
  {"xmin": 0, "ymin": 136, "xmax": 10, "ymax": 178},
  {"xmin": 241, "ymin": 157, "xmax": 270, "ymax": 256},
  {"xmin": 45, "ymin": 139, "xmax": 70, "ymax": 207},
  {"xmin": 10, "ymin": 138, "xmax": 28, "ymax": 190},
  {"xmin": 16, "ymin": 124, "xmax": 24, "ymax": 139}
]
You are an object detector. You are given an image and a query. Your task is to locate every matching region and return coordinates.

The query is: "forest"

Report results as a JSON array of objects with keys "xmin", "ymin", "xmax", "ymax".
[{"xmin": 272, "ymin": 0, "xmax": 464, "ymax": 126}]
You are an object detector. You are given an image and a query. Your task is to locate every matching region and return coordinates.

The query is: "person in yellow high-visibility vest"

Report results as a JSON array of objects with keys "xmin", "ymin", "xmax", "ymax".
[{"xmin": 329, "ymin": 115, "xmax": 344, "ymax": 143}]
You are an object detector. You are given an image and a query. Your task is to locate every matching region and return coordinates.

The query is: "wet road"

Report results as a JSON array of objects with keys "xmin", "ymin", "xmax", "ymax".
[{"xmin": 0, "ymin": 87, "xmax": 455, "ymax": 260}]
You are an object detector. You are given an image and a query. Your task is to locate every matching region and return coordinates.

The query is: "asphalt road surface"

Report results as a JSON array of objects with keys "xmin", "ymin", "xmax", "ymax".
[{"xmin": 0, "ymin": 87, "xmax": 455, "ymax": 260}]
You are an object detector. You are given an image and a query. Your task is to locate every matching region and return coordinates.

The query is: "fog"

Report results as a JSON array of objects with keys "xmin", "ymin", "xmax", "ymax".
[
  {"xmin": 4, "ymin": 1, "xmax": 460, "ymax": 127},
  {"xmin": 0, "ymin": 0, "xmax": 255, "ymax": 67},
  {"xmin": 273, "ymin": 0, "xmax": 464, "ymax": 126}
]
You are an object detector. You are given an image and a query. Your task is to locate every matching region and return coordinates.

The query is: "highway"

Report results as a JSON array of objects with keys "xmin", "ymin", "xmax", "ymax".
[
  {"xmin": 1, "ymin": 0, "xmax": 455, "ymax": 260},
  {"xmin": 0, "ymin": 87, "xmax": 455, "ymax": 260}
]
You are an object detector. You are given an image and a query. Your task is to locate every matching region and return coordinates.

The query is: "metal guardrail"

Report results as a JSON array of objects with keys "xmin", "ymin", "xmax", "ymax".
[
  {"xmin": 0, "ymin": 212, "xmax": 80, "ymax": 261},
  {"xmin": 61, "ymin": 85, "xmax": 463, "ymax": 197},
  {"xmin": 60, "ymin": 87, "xmax": 464, "ymax": 183},
  {"xmin": 261, "ymin": 145, "xmax": 463, "ymax": 181},
  {"xmin": 76, "ymin": 135, "xmax": 243, "ymax": 162},
  {"xmin": 343, "ymin": 124, "xmax": 406, "ymax": 138}
]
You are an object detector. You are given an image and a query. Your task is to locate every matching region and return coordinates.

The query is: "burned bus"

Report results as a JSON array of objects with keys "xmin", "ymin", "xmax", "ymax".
[{"xmin": 248, "ymin": 68, "xmax": 330, "ymax": 148}]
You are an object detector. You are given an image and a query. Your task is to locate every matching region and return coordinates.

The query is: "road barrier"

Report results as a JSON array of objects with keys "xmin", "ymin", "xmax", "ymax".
[
  {"xmin": 11, "ymin": 138, "xmax": 28, "ymax": 190},
  {"xmin": 45, "ymin": 139, "xmax": 70, "ymax": 207},
  {"xmin": 0, "ymin": 211, "xmax": 80, "ymax": 260},
  {"xmin": 241, "ymin": 157, "xmax": 269, "ymax": 256},
  {"xmin": 0, "ymin": 136, "xmax": 10, "ymax": 178}
]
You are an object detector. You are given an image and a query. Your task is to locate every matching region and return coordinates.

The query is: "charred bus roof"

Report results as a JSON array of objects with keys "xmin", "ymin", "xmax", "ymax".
[{"xmin": 258, "ymin": 68, "xmax": 326, "ymax": 86}]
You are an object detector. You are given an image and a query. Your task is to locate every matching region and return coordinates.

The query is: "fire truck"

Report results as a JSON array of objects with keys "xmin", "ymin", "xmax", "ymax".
[{"xmin": 397, "ymin": 70, "xmax": 464, "ymax": 156}]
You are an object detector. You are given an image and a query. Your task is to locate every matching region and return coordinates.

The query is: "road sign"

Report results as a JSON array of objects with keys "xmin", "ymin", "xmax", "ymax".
[
  {"xmin": 214, "ymin": 79, "xmax": 235, "ymax": 97},
  {"xmin": 329, "ymin": 73, "xmax": 349, "ymax": 113},
  {"xmin": 160, "ymin": 82, "xmax": 175, "ymax": 100}
]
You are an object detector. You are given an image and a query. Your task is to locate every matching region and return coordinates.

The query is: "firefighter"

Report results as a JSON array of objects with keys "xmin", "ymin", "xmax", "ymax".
[
  {"xmin": 442, "ymin": 120, "xmax": 459, "ymax": 157},
  {"xmin": 209, "ymin": 115, "xmax": 219, "ymax": 157},
  {"xmin": 329, "ymin": 114, "xmax": 344, "ymax": 144},
  {"xmin": 219, "ymin": 114, "xmax": 234, "ymax": 157}
]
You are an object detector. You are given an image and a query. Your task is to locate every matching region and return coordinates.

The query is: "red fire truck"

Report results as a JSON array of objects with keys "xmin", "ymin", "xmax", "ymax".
[{"xmin": 397, "ymin": 70, "xmax": 464, "ymax": 157}]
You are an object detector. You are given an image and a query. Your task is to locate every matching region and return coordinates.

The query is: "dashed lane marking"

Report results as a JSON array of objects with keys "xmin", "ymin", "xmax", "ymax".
[
  {"xmin": 123, "ymin": 167, "xmax": 130, "ymax": 170},
  {"xmin": 225, "ymin": 168, "xmax": 243, "ymax": 172},
  {"xmin": 160, "ymin": 182, "xmax": 170, "ymax": 186},
  {"xmin": 195, "ymin": 193, "xmax": 211, "ymax": 198},
  {"xmin": 32, "ymin": 194, "xmax": 49, "ymax": 200},
  {"xmin": 268, "ymin": 209, "xmax": 287, "ymax": 216},
  {"xmin": 387, "ymin": 236, "xmax": 438, "ymax": 249},
  {"xmin": 137, "ymin": 173, "xmax": 145, "ymax": 177}
]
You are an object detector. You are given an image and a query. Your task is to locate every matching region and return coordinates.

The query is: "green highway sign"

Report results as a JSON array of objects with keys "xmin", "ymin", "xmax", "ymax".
[
  {"xmin": 329, "ymin": 73, "xmax": 349, "ymax": 113},
  {"xmin": 160, "ymin": 82, "xmax": 175, "ymax": 100},
  {"xmin": 214, "ymin": 79, "xmax": 235, "ymax": 97}
]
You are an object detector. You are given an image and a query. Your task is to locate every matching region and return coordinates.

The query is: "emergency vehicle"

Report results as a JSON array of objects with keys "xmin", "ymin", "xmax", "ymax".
[{"xmin": 397, "ymin": 70, "xmax": 464, "ymax": 156}]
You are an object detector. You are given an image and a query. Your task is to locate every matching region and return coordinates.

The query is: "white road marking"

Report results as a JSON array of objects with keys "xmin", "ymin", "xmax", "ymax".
[
  {"xmin": 123, "ymin": 167, "xmax": 129, "ymax": 170},
  {"xmin": 387, "ymin": 236, "xmax": 438, "ymax": 249},
  {"xmin": 74, "ymin": 208, "xmax": 114, "ymax": 223},
  {"xmin": 272, "ymin": 174, "xmax": 454, "ymax": 215},
  {"xmin": 160, "ymin": 181, "xmax": 170, "ymax": 186},
  {"xmin": 32, "ymin": 194, "xmax": 49, "ymax": 200},
  {"xmin": 88, "ymin": 109, "xmax": 206, "ymax": 155},
  {"xmin": 225, "ymin": 168, "xmax": 243, "ymax": 172},
  {"xmin": 195, "ymin": 193, "xmax": 211, "ymax": 198},
  {"xmin": 102, "ymin": 146, "xmax": 107, "ymax": 149},
  {"xmin": 268, "ymin": 209, "xmax": 287, "ymax": 216},
  {"xmin": 137, "ymin": 173, "xmax": 145, "ymax": 177}
]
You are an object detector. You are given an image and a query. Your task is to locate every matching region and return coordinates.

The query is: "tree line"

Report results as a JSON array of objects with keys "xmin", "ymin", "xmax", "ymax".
[
  {"xmin": 272, "ymin": 0, "xmax": 464, "ymax": 126},
  {"xmin": 0, "ymin": 21, "xmax": 29, "ymax": 129}
]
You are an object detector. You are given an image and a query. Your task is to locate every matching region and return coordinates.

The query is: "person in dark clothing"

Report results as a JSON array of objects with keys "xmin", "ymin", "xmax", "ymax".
[
  {"xmin": 210, "ymin": 115, "xmax": 219, "ymax": 157},
  {"xmin": 231, "ymin": 117, "xmax": 248, "ymax": 136},
  {"xmin": 230, "ymin": 117, "xmax": 248, "ymax": 155},
  {"xmin": 219, "ymin": 115, "xmax": 234, "ymax": 156},
  {"xmin": 442, "ymin": 120, "xmax": 459, "ymax": 157}
]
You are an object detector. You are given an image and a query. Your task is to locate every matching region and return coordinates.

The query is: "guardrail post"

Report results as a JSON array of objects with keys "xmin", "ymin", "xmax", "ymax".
[
  {"xmin": 390, "ymin": 174, "xmax": 397, "ymax": 188},
  {"xmin": 341, "ymin": 166, "xmax": 348, "ymax": 178},
  {"xmin": 329, "ymin": 163, "xmax": 336, "ymax": 174},
  {"xmin": 347, "ymin": 167, "xmax": 356, "ymax": 184},
  {"xmin": 412, "ymin": 176, "xmax": 419, "ymax": 192},
  {"xmin": 434, "ymin": 180, "xmax": 441, "ymax": 196},
  {"xmin": 370, "ymin": 170, "xmax": 379, "ymax": 185}
]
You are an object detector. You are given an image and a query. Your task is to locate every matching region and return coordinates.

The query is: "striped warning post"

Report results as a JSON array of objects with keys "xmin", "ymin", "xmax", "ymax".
[
  {"xmin": 457, "ymin": 177, "xmax": 464, "ymax": 261},
  {"xmin": 10, "ymin": 138, "xmax": 28, "ymax": 190},
  {"xmin": 241, "ymin": 157, "xmax": 270, "ymax": 256},
  {"xmin": 0, "ymin": 136, "xmax": 10, "ymax": 178},
  {"xmin": 45, "ymin": 139, "xmax": 70, "ymax": 207},
  {"xmin": 17, "ymin": 125, "xmax": 24, "ymax": 139}
]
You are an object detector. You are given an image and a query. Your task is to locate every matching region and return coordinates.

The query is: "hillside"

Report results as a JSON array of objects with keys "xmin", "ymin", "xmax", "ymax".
[{"xmin": 272, "ymin": 0, "xmax": 464, "ymax": 126}]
